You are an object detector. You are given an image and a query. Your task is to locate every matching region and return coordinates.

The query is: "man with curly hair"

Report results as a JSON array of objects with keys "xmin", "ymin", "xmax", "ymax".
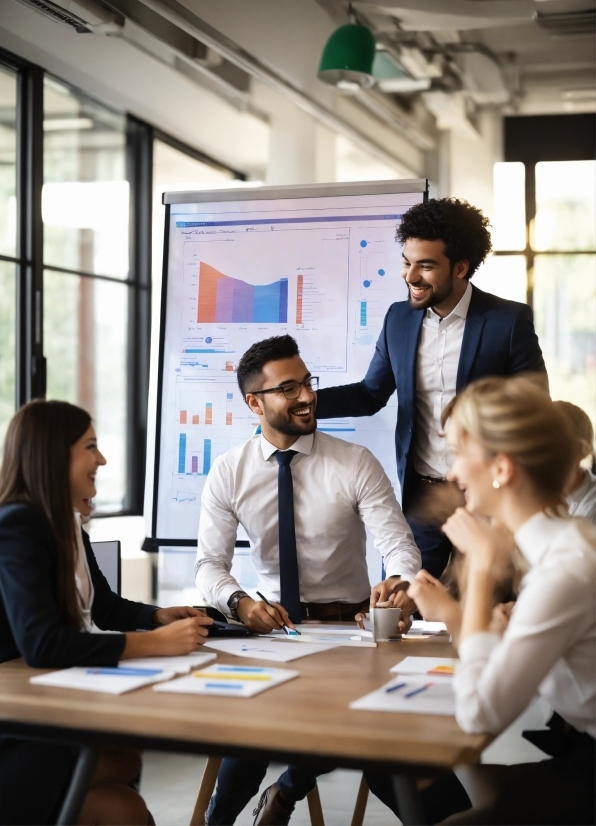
[{"xmin": 317, "ymin": 198, "xmax": 547, "ymax": 580}]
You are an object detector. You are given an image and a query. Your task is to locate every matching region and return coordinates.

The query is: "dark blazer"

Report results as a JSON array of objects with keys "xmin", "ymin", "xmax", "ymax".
[
  {"xmin": 0, "ymin": 503, "xmax": 158, "ymax": 668},
  {"xmin": 317, "ymin": 285, "xmax": 547, "ymax": 505}
]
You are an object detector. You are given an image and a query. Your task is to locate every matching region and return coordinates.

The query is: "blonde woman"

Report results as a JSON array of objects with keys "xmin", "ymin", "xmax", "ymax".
[
  {"xmin": 554, "ymin": 400, "xmax": 596, "ymax": 524},
  {"xmin": 409, "ymin": 376, "xmax": 595, "ymax": 825}
]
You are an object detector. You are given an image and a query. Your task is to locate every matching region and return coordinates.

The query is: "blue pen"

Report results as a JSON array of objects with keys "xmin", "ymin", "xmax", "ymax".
[
  {"xmin": 404, "ymin": 682, "xmax": 433, "ymax": 698},
  {"xmin": 87, "ymin": 667, "xmax": 163, "ymax": 677},
  {"xmin": 216, "ymin": 666, "xmax": 268, "ymax": 673},
  {"xmin": 256, "ymin": 591, "xmax": 301, "ymax": 635},
  {"xmin": 385, "ymin": 682, "xmax": 406, "ymax": 694},
  {"xmin": 205, "ymin": 682, "xmax": 244, "ymax": 690}
]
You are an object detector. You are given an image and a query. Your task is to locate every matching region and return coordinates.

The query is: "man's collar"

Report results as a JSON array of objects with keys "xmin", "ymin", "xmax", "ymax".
[
  {"xmin": 260, "ymin": 431, "xmax": 314, "ymax": 460},
  {"xmin": 427, "ymin": 281, "xmax": 473, "ymax": 323}
]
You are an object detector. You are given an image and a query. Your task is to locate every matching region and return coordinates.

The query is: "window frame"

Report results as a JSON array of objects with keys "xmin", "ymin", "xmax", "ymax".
[{"xmin": 0, "ymin": 46, "xmax": 240, "ymax": 517}]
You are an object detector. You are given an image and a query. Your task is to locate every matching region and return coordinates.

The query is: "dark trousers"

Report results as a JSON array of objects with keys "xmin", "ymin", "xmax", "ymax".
[
  {"xmin": 206, "ymin": 758, "xmax": 471, "ymax": 825},
  {"xmin": 403, "ymin": 478, "xmax": 455, "ymax": 580},
  {"xmin": 444, "ymin": 745, "xmax": 596, "ymax": 825}
]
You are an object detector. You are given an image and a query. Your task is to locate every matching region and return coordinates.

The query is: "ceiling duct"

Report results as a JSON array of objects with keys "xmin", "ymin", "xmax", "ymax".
[
  {"xmin": 534, "ymin": 9, "xmax": 595, "ymax": 37},
  {"xmin": 14, "ymin": 0, "xmax": 123, "ymax": 32}
]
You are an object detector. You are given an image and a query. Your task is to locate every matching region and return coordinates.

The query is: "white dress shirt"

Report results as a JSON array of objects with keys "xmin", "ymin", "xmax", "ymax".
[
  {"xmin": 454, "ymin": 512, "xmax": 596, "ymax": 737},
  {"xmin": 566, "ymin": 469, "xmax": 596, "ymax": 524},
  {"xmin": 195, "ymin": 430, "xmax": 421, "ymax": 616},
  {"xmin": 414, "ymin": 282, "xmax": 472, "ymax": 479}
]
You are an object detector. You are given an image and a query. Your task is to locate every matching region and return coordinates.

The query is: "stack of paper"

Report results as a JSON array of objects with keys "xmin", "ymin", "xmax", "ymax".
[
  {"xmin": 154, "ymin": 664, "xmax": 298, "ymax": 697},
  {"xmin": 121, "ymin": 652, "xmax": 216, "ymax": 674},
  {"xmin": 350, "ymin": 676, "xmax": 455, "ymax": 716},
  {"xmin": 390, "ymin": 656, "xmax": 458, "ymax": 677},
  {"xmin": 204, "ymin": 638, "xmax": 336, "ymax": 662},
  {"xmin": 30, "ymin": 666, "xmax": 175, "ymax": 695}
]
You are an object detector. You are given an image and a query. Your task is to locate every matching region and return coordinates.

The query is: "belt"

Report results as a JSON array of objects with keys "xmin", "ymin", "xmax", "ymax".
[
  {"xmin": 300, "ymin": 599, "xmax": 369, "ymax": 621},
  {"xmin": 417, "ymin": 474, "xmax": 448, "ymax": 484}
]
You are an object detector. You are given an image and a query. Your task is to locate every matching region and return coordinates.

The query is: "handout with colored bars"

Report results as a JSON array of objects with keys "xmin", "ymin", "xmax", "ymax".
[
  {"xmin": 350, "ymin": 676, "xmax": 455, "ymax": 716},
  {"xmin": 390, "ymin": 657, "xmax": 458, "ymax": 677},
  {"xmin": 154, "ymin": 664, "xmax": 299, "ymax": 697},
  {"xmin": 30, "ymin": 666, "xmax": 175, "ymax": 694}
]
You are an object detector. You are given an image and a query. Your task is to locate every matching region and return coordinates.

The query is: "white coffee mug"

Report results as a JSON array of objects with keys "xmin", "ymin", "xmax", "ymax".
[{"xmin": 370, "ymin": 607, "xmax": 402, "ymax": 641}]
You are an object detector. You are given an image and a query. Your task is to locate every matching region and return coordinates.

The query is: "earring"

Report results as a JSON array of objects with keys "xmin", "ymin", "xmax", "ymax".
[{"xmin": 492, "ymin": 480, "xmax": 501, "ymax": 489}]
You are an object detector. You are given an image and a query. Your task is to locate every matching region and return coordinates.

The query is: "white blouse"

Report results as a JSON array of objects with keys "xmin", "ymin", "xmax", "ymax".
[
  {"xmin": 454, "ymin": 512, "xmax": 596, "ymax": 737},
  {"xmin": 566, "ymin": 468, "xmax": 596, "ymax": 524},
  {"xmin": 74, "ymin": 512, "xmax": 94, "ymax": 631}
]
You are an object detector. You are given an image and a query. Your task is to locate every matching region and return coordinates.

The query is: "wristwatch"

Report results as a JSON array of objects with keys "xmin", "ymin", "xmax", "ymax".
[{"xmin": 227, "ymin": 590, "xmax": 250, "ymax": 622}]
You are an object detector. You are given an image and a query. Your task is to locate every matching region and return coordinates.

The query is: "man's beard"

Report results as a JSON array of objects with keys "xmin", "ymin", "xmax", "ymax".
[
  {"xmin": 408, "ymin": 271, "xmax": 455, "ymax": 310},
  {"xmin": 261, "ymin": 403, "xmax": 317, "ymax": 438}
]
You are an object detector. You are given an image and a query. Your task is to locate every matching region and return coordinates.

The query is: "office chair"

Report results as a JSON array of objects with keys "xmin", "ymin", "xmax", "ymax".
[{"xmin": 91, "ymin": 540, "xmax": 121, "ymax": 595}]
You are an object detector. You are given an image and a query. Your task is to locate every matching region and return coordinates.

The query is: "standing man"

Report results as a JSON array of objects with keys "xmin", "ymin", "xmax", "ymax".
[
  {"xmin": 195, "ymin": 334, "xmax": 420, "ymax": 825},
  {"xmin": 317, "ymin": 198, "xmax": 547, "ymax": 579}
]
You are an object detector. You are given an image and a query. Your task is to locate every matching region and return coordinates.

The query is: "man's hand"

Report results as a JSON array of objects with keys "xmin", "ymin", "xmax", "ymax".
[
  {"xmin": 151, "ymin": 606, "xmax": 206, "ymax": 626},
  {"xmin": 407, "ymin": 570, "xmax": 462, "ymax": 640},
  {"xmin": 236, "ymin": 597, "xmax": 295, "ymax": 634},
  {"xmin": 370, "ymin": 577, "xmax": 417, "ymax": 616}
]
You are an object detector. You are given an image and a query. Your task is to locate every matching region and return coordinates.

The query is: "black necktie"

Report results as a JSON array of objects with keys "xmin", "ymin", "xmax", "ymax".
[{"xmin": 275, "ymin": 450, "xmax": 301, "ymax": 624}]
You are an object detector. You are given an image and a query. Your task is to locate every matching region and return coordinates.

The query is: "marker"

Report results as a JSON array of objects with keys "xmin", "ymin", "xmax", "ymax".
[
  {"xmin": 215, "ymin": 665, "xmax": 269, "ymax": 673},
  {"xmin": 256, "ymin": 591, "xmax": 301, "ymax": 635},
  {"xmin": 385, "ymin": 682, "xmax": 406, "ymax": 694},
  {"xmin": 205, "ymin": 683, "xmax": 244, "ymax": 690},
  {"xmin": 404, "ymin": 682, "xmax": 433, "ymax": 698},
  {"xmin": 87, "ymin": 667, "xmax": 163, "ymax": 677}
]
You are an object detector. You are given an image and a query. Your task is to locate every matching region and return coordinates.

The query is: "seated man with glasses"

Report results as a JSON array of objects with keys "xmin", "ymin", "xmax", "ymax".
[{"xmin": 196, "ymin": 334, "xmax": 421, "ymax": 826}]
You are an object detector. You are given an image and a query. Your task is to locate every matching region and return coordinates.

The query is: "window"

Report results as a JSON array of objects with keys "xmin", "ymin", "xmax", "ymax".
[
  {"xmin": 43, "ymin": 78, "xmax": 129, "ymax": 512},
  {"xmin": 489, "ymin": 156, "xmax": 596, "ymax": 433},
  {"xmin": 532, "ymin": 161, "xmax": 595, "ymax": 425},
  {"xmin": 0, "ymin": 64, "xmax": 17, "ymax": 450}
]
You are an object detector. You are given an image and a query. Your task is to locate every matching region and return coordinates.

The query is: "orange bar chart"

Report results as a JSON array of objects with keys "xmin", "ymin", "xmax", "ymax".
[
  {"xmin": 180, "ymin": 410, "xmax": 187, "ymax": 424},
  {"xmin": 296, "ymin": 274, "xmax": 303, "ymax": 324},
  {"xmin": 192, "ymin": 414, "xmax": 200, "ymax": 425},
  {"xmin": 205, "ymin": 403, "xmax": 213, "ymax": 425}
]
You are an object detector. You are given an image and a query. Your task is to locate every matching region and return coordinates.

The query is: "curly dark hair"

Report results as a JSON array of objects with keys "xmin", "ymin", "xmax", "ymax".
[
  {"xmin": 396, "ymin": 198, "xmax": 492, "ymax": 279},
  {"xmin": 237, "ymin": 334, "xmax": 300, "ymax": 398}
]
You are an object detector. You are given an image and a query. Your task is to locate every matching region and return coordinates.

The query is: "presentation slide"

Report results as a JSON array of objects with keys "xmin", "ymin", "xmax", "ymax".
[{"xmin": 152, "ymin": 184, "xmax": 425, "ymax": 541}]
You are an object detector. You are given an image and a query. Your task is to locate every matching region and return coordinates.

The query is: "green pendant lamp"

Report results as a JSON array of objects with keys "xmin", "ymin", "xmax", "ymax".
[{"xmin": 318, "ymin": 9, "xmax": 376, "ymax": 92}]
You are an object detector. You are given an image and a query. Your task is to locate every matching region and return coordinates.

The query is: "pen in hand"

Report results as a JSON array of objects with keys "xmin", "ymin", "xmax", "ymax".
[{"xmin": 256, "ymin": 591, "xmax": 301, "ymax": 635}]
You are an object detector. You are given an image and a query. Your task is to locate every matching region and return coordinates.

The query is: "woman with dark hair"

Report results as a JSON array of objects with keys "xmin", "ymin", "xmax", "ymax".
[{"xmin": 0, "ymin": 399, "xmax": 213, "ymax": 825}]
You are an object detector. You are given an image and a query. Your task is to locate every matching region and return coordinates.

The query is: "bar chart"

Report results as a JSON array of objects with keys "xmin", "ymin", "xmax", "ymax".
[
  {"xmin": 178, "ymin": 434, "xmax": 212, "ymax": 476},
  {"xmin": 197, "ymin": 262, "xmax": 288, "ymax": 323}
]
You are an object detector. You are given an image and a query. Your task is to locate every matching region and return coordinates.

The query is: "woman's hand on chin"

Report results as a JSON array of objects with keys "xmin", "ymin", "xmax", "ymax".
[{"xmin": 442, "ymin": 508, "xmax": 515, "ymax": 575}]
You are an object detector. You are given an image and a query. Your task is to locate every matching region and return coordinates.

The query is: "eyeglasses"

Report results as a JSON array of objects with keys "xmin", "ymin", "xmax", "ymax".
[{"xmin": 251, "ymin": 376, "xmax": 319, "ymax": 400}]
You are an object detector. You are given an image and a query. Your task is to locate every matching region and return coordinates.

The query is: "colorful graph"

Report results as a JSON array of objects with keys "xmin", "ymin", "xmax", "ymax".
[
  {"xmin": 178, "ymin": 434, "xmax": 212, "ymax": 476},
  {"xmin": 197, "ymin": 263, "xmax": 288, "ymax": 323}
]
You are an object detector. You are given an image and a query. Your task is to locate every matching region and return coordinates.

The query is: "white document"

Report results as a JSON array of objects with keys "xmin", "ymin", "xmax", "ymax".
[
  {"xmin": 406, "ymin": 621, "xmax": 448, "ymax": 636},
  {"xmin": 154, "ymin": 663, "xmax": 298, "ymax": 697},
  {"xmin": 120, "ymin": 652, "xmax": 217, "ymax": 674},
  {"xmin": 390, "ymin": 657, "xmax": 458, "ymax": 677},
  {"xmin": 262, "ymin": 631, "xmax": 375, "ymax": 648},
  {"xmin": 350, "ymin": 676, "xmax": 455, "ymax": 716},
  {"xmin": 30, "ymin": 666, "xmax": 175, "ymax": 695},
  {"xmin": 204, "ymin": 638, "xmax": 336, "ymax": 662}
]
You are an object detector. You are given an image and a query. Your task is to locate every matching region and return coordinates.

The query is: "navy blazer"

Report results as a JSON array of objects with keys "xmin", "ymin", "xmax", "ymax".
[
  {"xmin": 317, "ymin": 285, "xmax": 547, "ymax": 504},
  {"xmin": 0, "ymin": 503, "xmax": 159, "ymax": 668}
]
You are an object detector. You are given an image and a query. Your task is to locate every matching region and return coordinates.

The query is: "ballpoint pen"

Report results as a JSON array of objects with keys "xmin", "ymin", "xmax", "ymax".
[{"xmin": 256, "ymin": 591, "xmax": 301, "ymax": 635}]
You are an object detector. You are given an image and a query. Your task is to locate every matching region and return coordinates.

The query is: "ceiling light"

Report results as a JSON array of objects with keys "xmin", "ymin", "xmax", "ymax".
[{"xmin": 318, "ymin": 16, "xmax": 376, "ymax": 91}]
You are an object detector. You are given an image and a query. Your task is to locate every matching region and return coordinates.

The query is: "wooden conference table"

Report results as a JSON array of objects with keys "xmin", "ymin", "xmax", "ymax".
[{"xmin": 0, "ymin": 635, "xmax": 491, "ymax": 825}]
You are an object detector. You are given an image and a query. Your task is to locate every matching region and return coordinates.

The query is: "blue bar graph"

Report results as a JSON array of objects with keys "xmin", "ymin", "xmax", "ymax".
[
  {"xmin": 178, "ymin": 433, "xmax": 186, "ymax": 474},
  {"xmin": 360, "ymin": 301, "xmax": 367, "ymax": 326},
  {"xmin": 203, "ymin": 439, "xmax": 212, "ymax": 475}
]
